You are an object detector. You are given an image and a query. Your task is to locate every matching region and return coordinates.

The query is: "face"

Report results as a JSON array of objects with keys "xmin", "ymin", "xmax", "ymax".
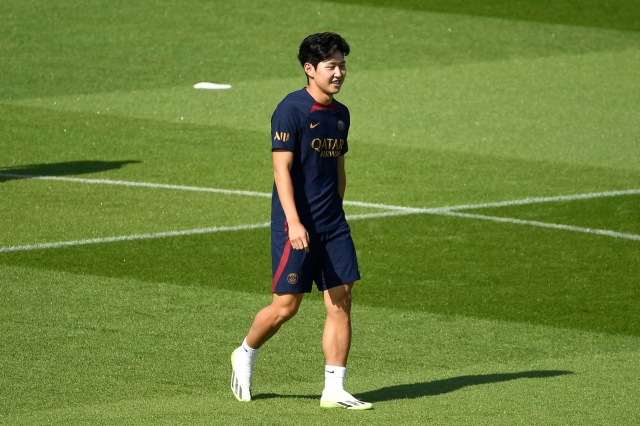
[{"xmin": 305, "ymin": 51, "xmax": 346, "ymax": 97}]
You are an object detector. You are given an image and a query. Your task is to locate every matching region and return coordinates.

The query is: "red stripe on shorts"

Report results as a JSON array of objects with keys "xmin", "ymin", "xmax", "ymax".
[{"xmin": 272, "ymin": 237, "xmax": 291, "ymax": 292}]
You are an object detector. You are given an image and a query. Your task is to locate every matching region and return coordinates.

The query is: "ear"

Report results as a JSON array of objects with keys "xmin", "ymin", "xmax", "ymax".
[{"xmin": 304, "ymin": 62, "xmax": 315, "ymax": 79}]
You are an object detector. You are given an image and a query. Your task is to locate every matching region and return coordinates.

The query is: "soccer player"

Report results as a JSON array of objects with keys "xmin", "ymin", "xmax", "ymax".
[{"xmin": 230, "ymin": 32, "xmax": 372, "ymax": 410}]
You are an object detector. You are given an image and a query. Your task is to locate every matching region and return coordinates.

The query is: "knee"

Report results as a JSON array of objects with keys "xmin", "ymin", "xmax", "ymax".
[
  {"xmin": 339, "ymin": 291, "xmax": 352, "ymax": 310},
  {"xmin": 272, "ymin": 304, "xmax": 299, "ymax": 325},
  {"xmin": 328, "ymin": 290, "xmax": 352, "ymax": 314}
]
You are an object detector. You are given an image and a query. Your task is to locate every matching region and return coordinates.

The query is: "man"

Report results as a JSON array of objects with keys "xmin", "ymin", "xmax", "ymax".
[{"xmin": 230, "ymin": 32, "xmax": 372, "ymax": 410}]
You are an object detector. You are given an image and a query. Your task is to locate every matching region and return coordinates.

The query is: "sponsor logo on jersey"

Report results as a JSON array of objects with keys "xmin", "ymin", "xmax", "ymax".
[
  {"xmin": 287, "ymin": 273, "xmax": 299, "ymax": 284},
  {"xmin": 273, "ymin": 131, "xmax": 290, "ymax": 142},
  {"xmin": 311, "ymin": 138, "xmax": 345, "ymax": 158},
  {"xmin": 310, "ymin": 122, "xmax": 320, "ymax": 129},
  {"xmin": 337, "ymin": 120, "xmax": 346, "ymax": 132}
]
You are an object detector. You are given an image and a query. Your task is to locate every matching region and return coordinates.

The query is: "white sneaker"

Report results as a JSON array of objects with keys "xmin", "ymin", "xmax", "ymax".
[
  {"xmin": 230, "ymin": 347, "xmax": 252, "ymax": 402},
  {"xmin": 320, "ymin": 389, "xmax": 373, "ymax": 410}
]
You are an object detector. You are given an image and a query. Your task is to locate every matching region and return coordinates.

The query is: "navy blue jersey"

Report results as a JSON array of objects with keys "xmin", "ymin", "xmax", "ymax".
[{"xmin": 271, "ymin": 88, "xmax": 350, "ymax": 233}]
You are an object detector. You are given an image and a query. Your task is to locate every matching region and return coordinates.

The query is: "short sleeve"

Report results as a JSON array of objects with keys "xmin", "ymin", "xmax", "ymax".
[{"xmin": 271, "ymin": 103, "xmax": 299, "ymax": 152}]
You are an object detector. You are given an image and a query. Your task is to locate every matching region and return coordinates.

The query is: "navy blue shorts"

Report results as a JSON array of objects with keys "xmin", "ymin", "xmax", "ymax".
[{"xmin": 271, "ymin": 222, "xmax": 360, "ymax": 293}]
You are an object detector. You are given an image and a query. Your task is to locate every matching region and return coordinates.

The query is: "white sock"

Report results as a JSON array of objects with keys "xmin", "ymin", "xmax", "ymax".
[
  {"xmin": 242, "ymin": 337, "xmax": 260, "ymax": 362},
  {"xmin": 324, "ymin": 365, "xmax": 346, "ymax": 393},
  {"xmin": 235, "ymin": 338, "xmax": 260, "ymax": 383}
]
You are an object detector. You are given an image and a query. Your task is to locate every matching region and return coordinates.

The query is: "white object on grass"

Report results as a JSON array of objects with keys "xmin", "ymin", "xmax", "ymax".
[{"xmin": 194, "ymin": 82, "xmax": 232, "ymax": 90}]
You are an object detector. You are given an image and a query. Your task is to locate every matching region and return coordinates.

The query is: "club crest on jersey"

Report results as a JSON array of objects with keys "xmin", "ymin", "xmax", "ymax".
[
  {"xmin": 287, "ymin": 273, "xmax": 299, "ymax": 284},
  {"xmin": 337, "ymin": 120, "xmax": 346, "ymax": 132},
  {"xmin": 274, "ymin": 131, "xmax": 290, "ymax": 142}
]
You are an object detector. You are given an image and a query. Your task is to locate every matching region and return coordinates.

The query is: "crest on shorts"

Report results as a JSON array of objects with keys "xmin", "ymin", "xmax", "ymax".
[
  {"xmin": 337, "ymin": 120, "xmax": 346, "ymax": 132},
  {"xmin": 287, "ymin": 273, "xmax": 299, "ymax": 284}
]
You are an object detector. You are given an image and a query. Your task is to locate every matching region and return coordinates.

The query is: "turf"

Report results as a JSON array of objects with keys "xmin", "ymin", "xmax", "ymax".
[
  {"xmin": 326, "ymin": 0, "xmax": 640, "ymax": 32},
  {"xmin": 2, "ymin": 266, "xmax": 639, "ymax": 424},
  {"xmin": 1, "ymin": 0, "xmax": 639, "ymax": 424}
]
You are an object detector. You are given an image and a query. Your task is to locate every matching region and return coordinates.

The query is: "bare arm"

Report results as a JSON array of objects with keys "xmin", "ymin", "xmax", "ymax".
[
  {"xmin": 273, "ymin": 149, "xmax": 309, "ymax": 251},
  {"xmin": 338, "ymin": 155, "xmax": 346, "ymax": 200}
]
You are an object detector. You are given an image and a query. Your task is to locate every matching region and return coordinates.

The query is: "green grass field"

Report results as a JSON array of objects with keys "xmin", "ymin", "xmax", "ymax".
[{"xmin": 1, "ymin": 0, "xmax": 639, "ymax": 424}]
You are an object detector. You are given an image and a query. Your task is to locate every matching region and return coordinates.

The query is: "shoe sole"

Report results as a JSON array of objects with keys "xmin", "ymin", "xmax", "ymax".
[{"xmin": 320, "ymin": 399, "xmax": 373, "ymax": 410}]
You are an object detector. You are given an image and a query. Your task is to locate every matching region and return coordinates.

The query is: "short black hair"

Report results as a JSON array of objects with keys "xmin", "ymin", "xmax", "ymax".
[{"xmin": 298, "ymin": 32, "xmax": 350, "ymax": 69}]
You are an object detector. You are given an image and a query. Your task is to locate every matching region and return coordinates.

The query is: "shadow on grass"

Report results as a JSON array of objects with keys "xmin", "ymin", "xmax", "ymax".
[
  {"xmin": 254, "ymin": 370, "xmax": 573, "ymax": 402},
  {"xmin": 358, "ymin": 370, "xmax": 574, "ymax": 402},
  {"xmin": 0, "ymin": 160, "xmax": 140, "ymax": 182}
]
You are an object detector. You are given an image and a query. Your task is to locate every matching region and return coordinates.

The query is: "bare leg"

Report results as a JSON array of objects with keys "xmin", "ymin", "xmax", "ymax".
[
  {"xmin": 246, "ymin": 293, "xmax": 304, "ymax": 349},
  {"xmin": 319, "ymin": 283, "xmax": 372, "ymax": 409},
  {"xmin": 231, "ymin": 293, "xmax": 303, "ymax": 402},
  {"xmin": 322, "ymin": 283, "xmax": 353, "ymax": 366}
]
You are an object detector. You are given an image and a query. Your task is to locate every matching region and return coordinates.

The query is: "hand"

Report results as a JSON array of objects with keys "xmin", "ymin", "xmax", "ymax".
[{"xmin": 288, "ymin": 221, "xmax": 310, "ymax": 252}]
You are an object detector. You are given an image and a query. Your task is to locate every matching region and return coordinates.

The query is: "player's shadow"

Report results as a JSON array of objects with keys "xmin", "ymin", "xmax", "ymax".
[
  {"xmin": 253, "ymin": 370, "xmax": 573, "ymax": 402},
  {"xmin": 356, "ymin": 370, "xmax": 573, "ymax": 402},
  {"xmin": 0, "ymin": 160, "xmax": 141, "ymax": 182}
]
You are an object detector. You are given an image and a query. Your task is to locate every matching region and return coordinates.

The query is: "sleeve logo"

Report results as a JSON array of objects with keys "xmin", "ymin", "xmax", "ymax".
[{"xmin": 273, "ymin": 131, "xmax": 290, "ymax": 142}]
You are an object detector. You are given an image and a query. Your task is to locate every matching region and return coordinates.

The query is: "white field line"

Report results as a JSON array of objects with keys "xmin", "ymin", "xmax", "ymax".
[
  {"xmin": 342, "ymin": 200, "xmax": 422, "ymax": 212},
  {"xmin": 1, "ymin": 173, "xmax": 638, "ymax": 252},
  {"xmin": 346, "ymin": 209, "xmax": 640, "ymax": 242},
  {"xmin": 0, "ymin": 223, "xmax": 271, "ymax": 253},
  {"xmin": 0, "ymin": 212, "xmax": 413, "ymax": 253},
  {"xmin": 2, "ymin": 173, "xmax": 638, "ymax": 212},
  {"xmin": 440, "ymin": 212, "xmax": 640, "ymax": 242},
  {"xmin": 3, "ymin": 207, "xmax": 639, "ymax": 253},
  {"xmin": 0, "ymin": 173, "xmax": 272, "ymax": 198},
  {"xmin": 439, "ymin": 189, "xmax": 640, "ymax": 211},
  {"xmin": 0, "ymin": 173, "xmax": 422, "ymax": 211}
]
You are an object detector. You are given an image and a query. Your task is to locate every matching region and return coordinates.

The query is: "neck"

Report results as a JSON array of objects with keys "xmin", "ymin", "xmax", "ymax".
[{"xmin": 305, "ymin": 85, "xmax": 332, "ymax": 105}]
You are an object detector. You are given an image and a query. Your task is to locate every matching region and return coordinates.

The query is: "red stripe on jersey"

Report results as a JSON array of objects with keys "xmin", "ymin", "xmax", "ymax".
[
  {"xmin": 272, "ymin": 238, "xmax": 292, "ymax": 292},
  {"xmin": 310, "ymin": 101, "xmax": 339, "ymax": 114}
]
